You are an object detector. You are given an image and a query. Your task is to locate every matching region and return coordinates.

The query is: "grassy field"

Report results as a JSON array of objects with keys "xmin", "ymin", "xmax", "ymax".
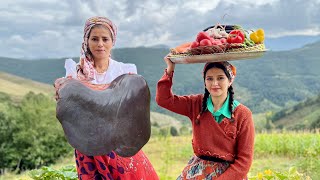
[
  {"xmin": 0, "ymin": 73, "xmax": 317, "ymax": 179},
  {"xmin": 144, "ymin": 133, "xmax": 319, "ymax": 179},
  {"xmin": 1, "ymin": 132, "xmax": 318, "ymax": 180},
  {"xmin": 0, "ymin": 72, "xmax": 53, "ymax": 101}
]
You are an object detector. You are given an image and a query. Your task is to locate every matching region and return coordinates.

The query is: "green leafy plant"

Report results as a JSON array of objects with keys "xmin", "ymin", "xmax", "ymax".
[
  {"xmin": 29, "ymin": 166, "xmax": 77, "ymax": 180},
  {"xmin": 249, "ymin": 167, "xmax": 311, "ymax": 180}
]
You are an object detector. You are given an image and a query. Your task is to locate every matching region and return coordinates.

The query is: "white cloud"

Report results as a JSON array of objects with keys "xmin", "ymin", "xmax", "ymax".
[
  {"xmin": 9, "ymin": 35, "xmax": 27, "ymax": 44},
  {"xmin": 182, "ymin": 1, "xmax": 219, "ymax": 13},
  {"xmin": 269, "ymin": 27, "xmax": 320, "ymax": 38},
  {"xmin": 0, "ymin": 0, "xmax": 319, "ymax": 58}
]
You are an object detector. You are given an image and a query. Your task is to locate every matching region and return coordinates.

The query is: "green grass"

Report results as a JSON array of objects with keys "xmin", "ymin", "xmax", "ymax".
[
  {"xmin": 144, "ymin": 133, "xmax": 319, "ymax": 179},
  {"xmin": 1, "ymin": 133, "xmax": 319, "ymax": 179},
  {"xmin": 254, "ymin": 132, "xmax": 320, "ymax": 157},
  {"xmin": 143, "ymin": 136, "xmax": 193, "ymax": 179}
]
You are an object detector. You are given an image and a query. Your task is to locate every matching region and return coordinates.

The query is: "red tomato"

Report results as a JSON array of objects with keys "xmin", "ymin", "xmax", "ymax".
[
  {"xmin": 210, "ymin": 39, "xmax": 221, "ymax": 45},
  {"xmin": 190, "ymin": 41, "xmax": 200, "ymax": 48},
  {"xmin": 210, "ymin": 38, "xmax": 216, "ymax": 44},
  {"xmin": 200, "ymin": 39, "xmax": 212, "ymax": 46},
  {"xmin": 220, "ymin": 38, "xmax": 227, "ymax": 44},
  {"xmin": 196, "ymin": 32, "xmax": 211, "ymax": 43}
]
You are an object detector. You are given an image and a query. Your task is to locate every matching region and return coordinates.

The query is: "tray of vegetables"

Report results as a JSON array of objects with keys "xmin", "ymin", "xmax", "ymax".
[{"xmin": 168, "ymin": 24, "xmax": 267, "ymax": 64}]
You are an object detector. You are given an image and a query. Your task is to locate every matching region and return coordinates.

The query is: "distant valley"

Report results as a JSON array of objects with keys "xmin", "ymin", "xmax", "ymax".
[{"xmin": 1, "ymin": 41, "xmax": 320, "ymax": 118}]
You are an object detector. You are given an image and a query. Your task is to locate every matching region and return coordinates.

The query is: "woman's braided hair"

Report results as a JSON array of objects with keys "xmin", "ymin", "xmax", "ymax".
[{"xmin": 196, "ymin": 62, "xmax": 235, "ymax": 124}]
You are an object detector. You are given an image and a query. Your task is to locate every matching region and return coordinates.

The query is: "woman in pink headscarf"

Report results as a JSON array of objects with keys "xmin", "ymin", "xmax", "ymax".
[{"xmin": 61, "ymin": 16, "xmax": 159, "ymax": 180}]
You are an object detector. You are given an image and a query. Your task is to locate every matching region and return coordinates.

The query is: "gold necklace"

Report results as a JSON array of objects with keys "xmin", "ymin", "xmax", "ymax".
[
  {"xmin": 95, "ymin": 72, "xmax": 107, "ymax": 83},
  {"xmin": 96, "ymin": 68, "xmax": 107, "ymax": 73},
  {"xmin": 94, "ymin": 59, "xmax": 109, "ymax": 73}
]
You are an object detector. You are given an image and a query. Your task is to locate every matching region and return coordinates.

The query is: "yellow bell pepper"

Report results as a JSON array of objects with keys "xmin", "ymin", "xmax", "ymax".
[{"xmin": 250, "ymin": 29, "xmax": 265, "ymax": 44}]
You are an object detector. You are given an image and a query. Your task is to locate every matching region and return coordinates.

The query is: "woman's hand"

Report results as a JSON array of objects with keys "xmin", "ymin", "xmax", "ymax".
[
  {"xmin": 164, "ymin": 54, "xmax": 175, "ymax": 75},
  {"xmin": 53, "ymin": 77, "xmax": 70, "ymax": 101}
]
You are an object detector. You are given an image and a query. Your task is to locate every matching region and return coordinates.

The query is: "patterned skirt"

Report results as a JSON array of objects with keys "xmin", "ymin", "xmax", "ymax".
[
  {"xmin": 177, "ymin": 155, "xmax": 230, "ymax": 180},
  {"xmin": 75, "ymin": 149, "xmax": 159, "ymax": 180}
]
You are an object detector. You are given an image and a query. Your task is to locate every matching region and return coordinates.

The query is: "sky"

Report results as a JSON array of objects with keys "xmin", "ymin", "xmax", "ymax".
[{"xmin": 0, "ymin": 0, "xmax": 320, "ymax": 59}]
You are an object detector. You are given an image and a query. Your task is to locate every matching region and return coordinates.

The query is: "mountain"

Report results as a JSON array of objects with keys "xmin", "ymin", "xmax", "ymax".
[
  {"xmin": 1, "ymin": 41, "xmax": 320, "ymax": 116},
  {"xmin": 270, "ymin": 94, "xmax": 320, "ymax": 130},
  {"xmin": 147, "ymin": 44, "xmax": 170, "ymax": 49},
  {"xmin": 147, "ymin": 35, "xmax": 320, "ymax": 52},
  {"xmin": 0, "ymin": 73, "xmax": 185, "ymax": 135},
  {"xmin": 234, "ymin": 41, "xmax": 320, "ymax": 112},
  {"xmin": 265, "ymin": 35, "xmax": 320, "ymax": 51}
]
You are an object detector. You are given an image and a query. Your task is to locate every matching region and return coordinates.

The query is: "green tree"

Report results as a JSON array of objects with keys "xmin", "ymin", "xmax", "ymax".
[
  {"xmin": 159, "ymin": 127, "xmax": 170, "ymax": 137},
  {"xmin": 0, "ymin": 92, "xmax": 72, "ymax": 172},
  {"xmin": 310, "ymin": 117, "xmax": 320, "ymax": 130},
  {"xmin": 179, "ymin": 125, "xmax": 190, "ymax": 135},
  {"xmin": 170, "ymin": 126, "xmax": 179, "ymax": 136},
  {"xmin": 0, "ymin": 92, "xmax": 11, "ymax": 102},
  {"xmin": 265, "ymin": 119, "xmax": 275, "ymax": 131}
]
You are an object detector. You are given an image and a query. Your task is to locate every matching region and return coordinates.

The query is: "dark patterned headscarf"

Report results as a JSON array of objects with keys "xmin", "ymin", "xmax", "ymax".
[{"xmin": 77, "ymin": 16, "xmax": 117, "ymax": 81}]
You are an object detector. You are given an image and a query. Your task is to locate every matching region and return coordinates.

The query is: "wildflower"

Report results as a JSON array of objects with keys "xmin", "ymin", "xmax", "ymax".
[
  {"xmin": 257, "ymin": 172, "xmax": 264, "ymax": 180},
  {"xmin": 264, "ymin": 169, "xmax": 272, "ymax": 175}
]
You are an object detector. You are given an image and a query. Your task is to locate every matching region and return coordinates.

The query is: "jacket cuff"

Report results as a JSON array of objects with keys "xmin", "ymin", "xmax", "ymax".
[{"xmin": 165, "ymin": 69, "xmax": 174, "ymax": 78}]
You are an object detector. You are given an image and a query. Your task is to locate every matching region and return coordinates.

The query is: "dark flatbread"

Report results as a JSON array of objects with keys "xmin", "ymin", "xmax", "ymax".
[{"xmin": 56, "ymin": 74, "xmax": 151, "ymax": 157}]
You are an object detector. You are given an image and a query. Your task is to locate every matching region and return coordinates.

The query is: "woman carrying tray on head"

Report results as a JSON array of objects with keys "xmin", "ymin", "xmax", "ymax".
[
  {"xmin": 55, "ymin": 16, "xmax": 158, "ymax": 180},
  {"xmin": 156, "ymin": 56, "xmax": 255, "ymax": 179}
]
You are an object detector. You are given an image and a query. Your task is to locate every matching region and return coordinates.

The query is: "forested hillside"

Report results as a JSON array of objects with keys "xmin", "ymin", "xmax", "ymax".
[
  {"xmin": 1, "ymin": 41, "xmax": 320, "ymax": 115},
  {"xmin": 270, "ymin": 94, "xmax": 320, "ymax": 130}
]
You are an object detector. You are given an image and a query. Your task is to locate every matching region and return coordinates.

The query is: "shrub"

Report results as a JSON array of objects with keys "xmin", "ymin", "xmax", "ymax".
[
  {"xmin": 159, "ymin": 127, "xmax": 170, "ymax": 137},
  {"xmin": 29, "ymin": 165, "xmax": 77, "ymax": 180},
  {"xmin": 170, "ymin": 126, "xmax": 179, "ymax": 136},
  {"xmin": 0, "ymin": 92, "xmax": 72, "ymax": 173},
  {"xmin": 179, "ymin": 125, "xmax": 191, "ymax": 135},
  {"xmin": 249, "ymin": 167, "xmax": 311, "ymax": 180}
]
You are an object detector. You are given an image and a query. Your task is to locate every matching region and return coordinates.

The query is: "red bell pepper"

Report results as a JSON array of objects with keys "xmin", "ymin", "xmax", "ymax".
[{"xmin": 227, "ymin": 30, "xmax": 245, "ymax": 44}]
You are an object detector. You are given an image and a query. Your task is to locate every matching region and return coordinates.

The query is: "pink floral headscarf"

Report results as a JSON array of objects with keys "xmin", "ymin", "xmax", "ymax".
[{"xmin": 77, "ymin": 16, "xmax": 118, "ymax": 81}]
